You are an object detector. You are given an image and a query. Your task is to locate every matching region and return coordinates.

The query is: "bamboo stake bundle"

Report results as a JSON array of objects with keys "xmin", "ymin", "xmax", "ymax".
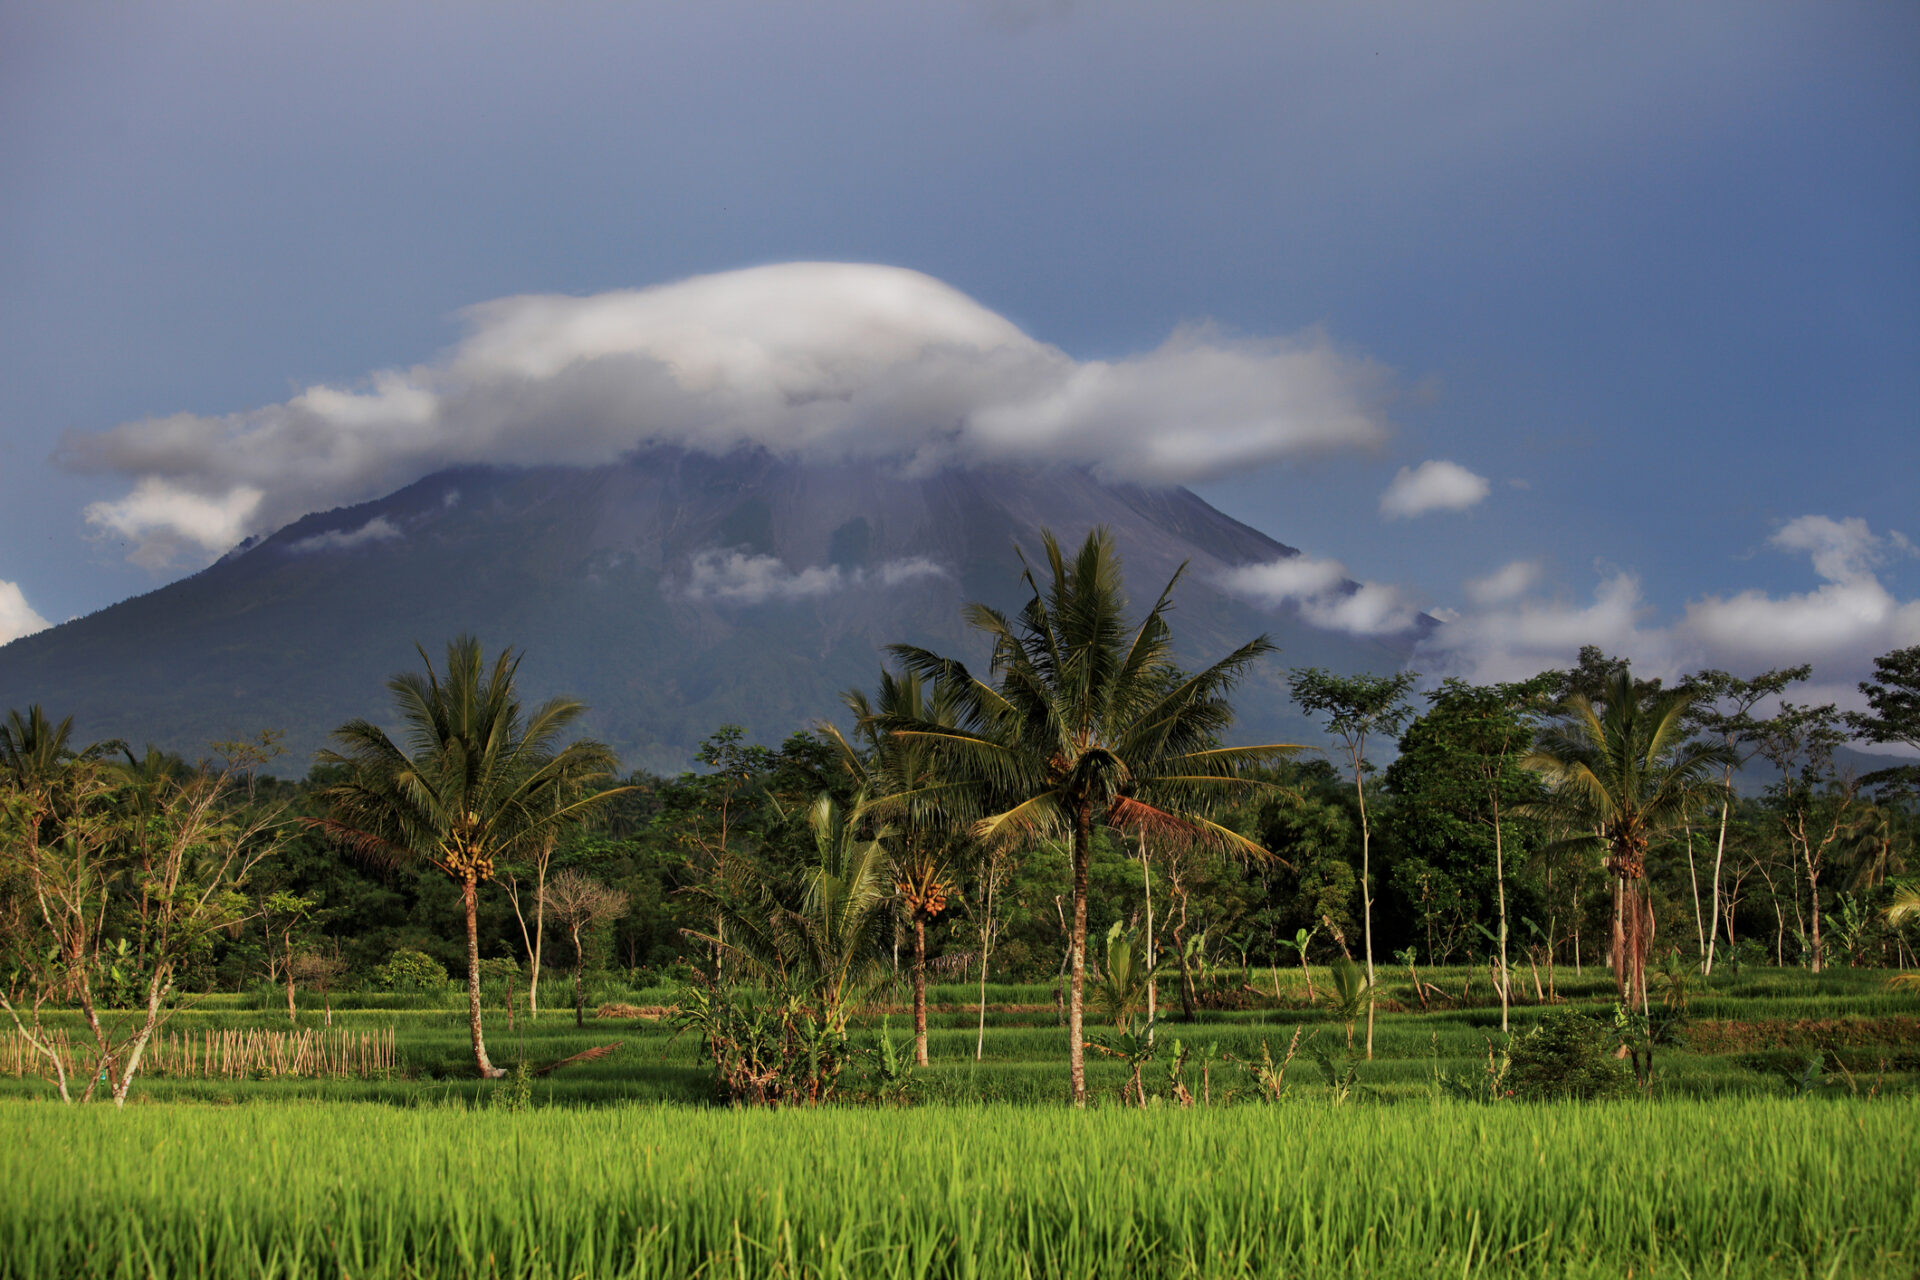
[{"xmin": 95, "ymin": 1026, "xmax": 401, "ymax": 1081}]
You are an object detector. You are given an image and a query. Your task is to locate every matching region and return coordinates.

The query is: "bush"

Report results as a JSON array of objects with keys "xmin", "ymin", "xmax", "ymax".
[
  {"xmin": 375, "ymin": 949, "xmax": 452, "ymax": 992},
  {"xmin": 1506, "ymin": 1009, "xmax": 1632, "ymax": 1101},
  {"xmin": 477, "ymin": 957, "xmax": 522, "ymax": 984}
]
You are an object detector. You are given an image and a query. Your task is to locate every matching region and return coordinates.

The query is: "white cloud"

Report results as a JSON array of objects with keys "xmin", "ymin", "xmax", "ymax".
[
  {"xmin": 0, "ymin": 581, "xmax": 50, "ymax": 645},
  {"xmin": 1679, "ymin": 516, "xmax": 1920, "ymax": 667},
  {"xmin": 682, "ymin": 550, "xmax": 947, "ymax": 604},
  {"xmin": 59, "ymin": 262, "xmax": 1392, "ymax": 567},
  {"xmin": 1419, "ymin": 515, "xmax": 1920, "ymax": 689},
  {"xmin": 1379, "ymin": 458, "xmax": 1489, "ymax": 519},
  {"xmin": 289, "ymin": 516, "xmax": 403, "ymax": 554},
  {"xmin": 1418, "ymin": 569, "xmax": 1676, "ymax": 684},
  {"xmin": 1219, "ymin": 553, "xmax": 1421, "ymax": 637},
  {"xmin": 82, "ymin": 478, "xmax": 264, "ymax": 569},
  {"xmin": 1464, "ymin": 558, "xmax": 1541, "ymax": 605},
  {"xmin": 1218, "ymin": 555, "xmax": 1346, "ymax": 603}
]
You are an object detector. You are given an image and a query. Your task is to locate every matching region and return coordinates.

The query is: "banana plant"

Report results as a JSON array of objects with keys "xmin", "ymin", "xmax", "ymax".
[
  {"xmin": 1392, "ymin": 945, "xmax": 1426, "ymax": 1010},
  {"xmin": 1093, "ymin": 921, "xmax": 1163, "ymax": 1032},
  {"xmin": 1326, "ymin": 956, "xmax": 1371, "ymax": 1051},
  {"xmin": 1088, "ymin": 1018, "xmax": 1158, "ymax": 1107},
  {"xmin": 1278, "ymin": 926, "xmax": 1317, "ymax": 1002}
]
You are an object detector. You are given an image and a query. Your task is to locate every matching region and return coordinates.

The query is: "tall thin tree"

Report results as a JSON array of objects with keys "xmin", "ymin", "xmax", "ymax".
[
  {"xmin": 821, "ymin": 669, "xmax": 968, "ymax": 1067},
  {"xmin": 1523, "ymin": 670, "xmax": 1733, "ymax": 1010},
  {"xmin": 883, "ymin": 528, "xmax": 1299, "ymax": 1106},
  {"xmin": 314, "ymin": 637, "xmax": 623, "ymax": 1077},
  {"xmin": 1287, "ymin": 668, "xmax": 1416, "ymax": 1058}
]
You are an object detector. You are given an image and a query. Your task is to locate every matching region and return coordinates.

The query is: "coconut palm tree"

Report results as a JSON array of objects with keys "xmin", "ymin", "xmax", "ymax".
[
  {"xmin": 313, "ymin": 637, "xmax": 622, "ymax": 1078},
  {"xmin": 820, "ymin": 669, "xmax": 968, "ymax": 1066},
  {"xmin": 1523, "ymin": 670, "xmax": 1734, "ymax": 1011},
  {"xmin": 883, "ymin": 527, "xmax": 1300, "ymax": 1106}
]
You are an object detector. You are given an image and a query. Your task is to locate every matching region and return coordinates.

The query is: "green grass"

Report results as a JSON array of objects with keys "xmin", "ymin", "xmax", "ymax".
[
  {"xmin": 2, "ymin": 1099, "xmax": 1913, "ymax": 1279},
  {"xmin": 5, "ymin": 964, "xmax": 1915, "ymax": 1106},
  {"xmin": 3, "ymin": 966, "xmax": 1914, "ymax": 1277}
]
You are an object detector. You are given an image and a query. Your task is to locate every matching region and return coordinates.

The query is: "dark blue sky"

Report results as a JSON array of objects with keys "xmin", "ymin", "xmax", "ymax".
[{"xmin": 2, "ymin": 2, "xmax": 1915, "ymax": 699}]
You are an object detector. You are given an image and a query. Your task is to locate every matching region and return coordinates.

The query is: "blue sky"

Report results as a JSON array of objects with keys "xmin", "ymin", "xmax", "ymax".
[{"xmin": 2, "ymin": 2, "xmax": 1916, "ymax": 706}]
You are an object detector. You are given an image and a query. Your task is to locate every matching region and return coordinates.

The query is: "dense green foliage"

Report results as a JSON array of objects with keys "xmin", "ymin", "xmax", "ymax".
[{"xmin": 1504, "ymin": 1009, "xmax": 1632, "ymax": 1101}]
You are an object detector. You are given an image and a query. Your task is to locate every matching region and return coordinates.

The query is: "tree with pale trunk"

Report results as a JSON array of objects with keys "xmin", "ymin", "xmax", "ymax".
[
  {"xmin": 882, "ymin": 528, "xmax": 1298, "ymax": 1106},
  {"xmin": 261, "ymin": 889, "xmax": 316, "ymax": 1023},
  {"xmin": 545, "ymin": 869, "xmax": 629, "ymax": 1026},
  {"xmin": 313, "ymin": 637, "xmax": 623, "ymax": 1078},
  {"xmin": 1287, "ymin": 667, "xmax": 1416, "ymax": 1058},
  {"xmin": 1679, "ymin": 665, "xmax": 1809, "ymax": 975},
  {"xmin": 1523, "ymin": 671, "xmax": 1734, "ymax": 1011},
  {"xmin": 1392, "ymin": 676, "xmax": 1553, "ymax": 1033},
  {"xmin": 1753, "ymin": 701, "xmax": 1857, "ymax": 973},
  {"xmin": 0, "ymin": 735, "xmax": 290, "ymax": 1106}
]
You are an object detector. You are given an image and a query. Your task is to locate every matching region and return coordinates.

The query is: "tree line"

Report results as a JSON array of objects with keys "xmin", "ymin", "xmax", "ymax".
[{"xmin": 3, "ymin": 528, "xmax": 1917, "ymax": 1104}]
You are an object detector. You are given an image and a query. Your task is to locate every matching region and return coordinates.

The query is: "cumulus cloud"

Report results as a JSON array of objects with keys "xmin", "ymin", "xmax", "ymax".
[
  {"xmin": 1379, "ymin": 458, "xmax": 1489, "ymax": 519},
  {"xmin": 59, "ymin": 262, "xmax": 1392, "ymax": 567},
  {"xmin": 1419, "ymin": 516, "xmax": 1920, "ymax": 689},
  {"xmin": 1418, "ymin": 569, "xmax": 1676, "ymax": 684},
  {"xmin": 289, "ymin": 516, "xmax": 403, "ymax": 554},
  {"xmin": 1464, "ymin": 559, "xmax": 1541, "ymax": 605},
  {"xmin": 83, "ymin": 479, "xmax": 264, "ymax": 569},
  {"xmin": 1219, "ymin": 553, "xmax": 1422, "ymax": 636},
  {"xmin": 1679, "ymin": 516, "xmax": 1920, "ymax": 668},
  {"xmin": 0, "ymin": 581, "xmax": 50, "ymax": 645},
  {"xmin": 682, "ymin": 550, "xmax": 946, "ymax": 604}
]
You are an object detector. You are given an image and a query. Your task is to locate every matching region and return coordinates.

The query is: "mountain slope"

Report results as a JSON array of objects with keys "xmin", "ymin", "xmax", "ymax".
[{"xmin": 0, "ymin": 449, "xmax": 1415, "ymax": 774}]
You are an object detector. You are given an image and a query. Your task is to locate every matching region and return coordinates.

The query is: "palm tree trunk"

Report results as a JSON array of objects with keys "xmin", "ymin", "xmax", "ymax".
[
  {"xmin": 913, "ymin": 916, "xmax": 929, "ymax": 1067},
  {"xmin": 1611, "ymin": 875, "xmax": 1626, "ymax": 999},
  {"xmin": 1068, "ymin": 803, "xmax": 1091, "ymax": 1108},
  {"xmin": 1619, "ymin": 874, "xmax": 1650, "ymax": 1012},
  {"xmin": 463, "ymin": 875, "xmax": 502, "ymax": 1078}
]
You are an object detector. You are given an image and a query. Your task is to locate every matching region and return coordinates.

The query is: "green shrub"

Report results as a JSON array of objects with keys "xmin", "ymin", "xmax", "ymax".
[
  {"xmin": 1506, "ymin": 1009, "xmax": 1632, "ymax": 1101},
  {"xmin": 375, "ymin": 949, "xmax": 452, "ymax": 992},
  {"xmin": 477, "ymin": 957, "xmax": 523, "ymax": 984}
]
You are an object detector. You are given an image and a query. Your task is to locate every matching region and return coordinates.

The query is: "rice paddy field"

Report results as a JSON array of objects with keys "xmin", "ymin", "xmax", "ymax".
[{"xmin": 4, "ymin": 966, "xmax": 1916, "ymax": 1278}]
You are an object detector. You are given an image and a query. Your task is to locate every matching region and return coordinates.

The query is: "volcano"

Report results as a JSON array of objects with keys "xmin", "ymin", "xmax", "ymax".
[{"xmin": 0, "ymin": 449, "xmax": 1418, "ymax": 774}]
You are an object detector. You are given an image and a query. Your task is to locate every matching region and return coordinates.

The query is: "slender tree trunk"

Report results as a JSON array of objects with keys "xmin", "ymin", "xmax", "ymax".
[
  {"xmin": 1806, "ymin": 863, "xmax": 1823, "ymax": 974},
  {"xmin": 1705, "ymin": 792, "xmax": 1731, "ymax": 976},
  {"xmin": 1356, "ymin": 761, "xmax": 1376, "ymax": 1060},
  {"xmin": 463, "ymin": 875, "xmax": 503, "ymax": 1078},
  {"xmin": 1140, "ymin": 838, "xmax": 1156, "ymax": 1037},
  {"xmin": 109, "ymin": 965, "xmax": 173, "ymax": 1109},
  {"xmin": 1684, "ymin": 817, "xmax": 1706, "ymax": 961},
  {"xmin": 283, "ymin": 932, "xmax": 297, "ymax": 1024},
  {"xmin": 529, "ymin": 869, "xmax": 545, "ymax": 1021},
  {"xmin": 1171, "ymin": 882, "xmax": 1196, "ymax": 1023},
  {"xmin": 1492, "ymin": 792, "xmax": 1509, "ymax": 1034},
  {"xmin": 976, "ymin": 858, "xmax": 997, "ymax": 1062},
  {"xmin": 912, "ymin": 917, "xmax": 929, "ymax": 1067},
  {"xmin": 1068, "ymin": 804, "xmax": 1091, "ymax": 1107}
]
